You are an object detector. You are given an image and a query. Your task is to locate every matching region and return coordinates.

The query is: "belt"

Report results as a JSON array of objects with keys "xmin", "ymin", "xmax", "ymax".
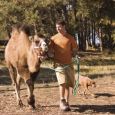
[{"xmin": 54, "ymin": 62, "xmax": 71, "ymax": 68}]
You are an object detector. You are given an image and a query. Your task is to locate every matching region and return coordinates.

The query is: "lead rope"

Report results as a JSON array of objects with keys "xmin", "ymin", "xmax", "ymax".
[{"xmin": 73, "ymin": 56, "xmax": 80, "ymax": 96}]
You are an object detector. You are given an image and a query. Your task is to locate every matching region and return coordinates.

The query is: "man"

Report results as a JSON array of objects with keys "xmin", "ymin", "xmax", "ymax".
[{"xmin": 49, "ymin": 20, "xmax": 78, "ymax": 111}]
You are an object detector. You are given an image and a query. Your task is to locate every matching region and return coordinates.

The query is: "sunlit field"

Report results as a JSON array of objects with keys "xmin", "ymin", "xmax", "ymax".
[
  {"xmin": 0, "ymin": 51, "xmax": 115, "ymax": 115},
  {"xmin": 40, "ymin": 51, "xmax": 115, "ymax": 83}
]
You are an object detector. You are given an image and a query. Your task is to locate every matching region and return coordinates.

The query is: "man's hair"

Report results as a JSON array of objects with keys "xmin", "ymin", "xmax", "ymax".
[{"xmin": 56, "ymin": 19, "xmax": 66, "ymax": 26}]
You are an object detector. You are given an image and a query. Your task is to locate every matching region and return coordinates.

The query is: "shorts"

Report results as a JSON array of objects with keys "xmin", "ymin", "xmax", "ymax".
[{"xmin": 55, "ymin": 64, "xmax": 75, "ymax": 88}]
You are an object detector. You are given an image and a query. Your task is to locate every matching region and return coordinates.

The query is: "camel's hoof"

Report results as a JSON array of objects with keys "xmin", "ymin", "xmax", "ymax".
[
  {"xmin": 18, "ymin": 100, "xmax": 23, "ymax": 107},
  {"xmin": 29, "ymin": 104, "xmax": 36, "ymax": 110},
  {"xmin": 32, "ymin": 105, "xmax": 36, "ymax": 109},
  {"xmin": 30, "ymin": 103, "xmax": 36, "ymax": 110},
  {"xmin": 27, "ymin": 95, "xmax": 35, "ymax": 109}
]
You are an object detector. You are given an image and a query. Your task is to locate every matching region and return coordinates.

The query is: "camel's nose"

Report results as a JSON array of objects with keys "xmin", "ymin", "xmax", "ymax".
[{"xmin": 41, "ymin": 43, "xmax": 48, "ymax": 52}]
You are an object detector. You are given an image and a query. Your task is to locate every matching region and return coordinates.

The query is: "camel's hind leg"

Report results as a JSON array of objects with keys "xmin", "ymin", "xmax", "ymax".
[
  {"xmin": 8, "ymin": 65, "xmax": 23, "ymax": 107},
  {"xmin": 15, "ymin": 73, "xmax": 23, "ymax": 107},
  {"xmin": 8, "ymin": 65, "xmax": 16, "ymax": 86}
]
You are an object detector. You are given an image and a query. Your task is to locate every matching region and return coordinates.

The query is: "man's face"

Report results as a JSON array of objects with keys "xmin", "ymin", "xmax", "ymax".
[{"xmin": 56, "ymin": 24, "xmax": 66, "ymax": 34}]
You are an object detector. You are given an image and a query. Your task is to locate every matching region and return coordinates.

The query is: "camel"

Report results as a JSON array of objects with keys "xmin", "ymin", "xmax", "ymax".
[{"xmin": 5, "ymin": 24, "xmax": 48, "ymax": 109}]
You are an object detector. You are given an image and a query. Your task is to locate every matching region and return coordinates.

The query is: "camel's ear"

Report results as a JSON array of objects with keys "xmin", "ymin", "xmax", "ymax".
[
  {"xmin": 34, "ymin": 35, "xmax": 41, "ymax": 41},
  {"xmin": 29, "ymin": 36, "xmax": 34, "ymax": 42},
  {"xmin": 32, "ymin": 36, "xmax": 35, "ymax": 42}
]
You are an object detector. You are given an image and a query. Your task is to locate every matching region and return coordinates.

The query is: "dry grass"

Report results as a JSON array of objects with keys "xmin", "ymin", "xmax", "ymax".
[
  {"xmin": 41, "ymin": 51, "xmax": 115, "ymax": 80},
  {"xmin": 0, "ymin": 51, "xmax": 115, "ymax": 115}
]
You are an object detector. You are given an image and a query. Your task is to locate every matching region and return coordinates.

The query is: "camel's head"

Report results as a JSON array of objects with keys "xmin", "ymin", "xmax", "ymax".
[{"xmin": 32, "ymin": 34, "xmax": 48, "ymax": 61}]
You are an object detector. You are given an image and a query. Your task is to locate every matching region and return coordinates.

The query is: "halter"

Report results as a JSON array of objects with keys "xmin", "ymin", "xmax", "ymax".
[{"xmin": 33, "ymin": 39, "xmax": 47, "ymax": 62}]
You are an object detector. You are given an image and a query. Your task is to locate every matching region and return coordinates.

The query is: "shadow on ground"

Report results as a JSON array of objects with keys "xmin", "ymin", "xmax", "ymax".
[
  {"xmin": 80, "ymin": 59, "xmax": 115, "ymax": 66},
  {"xmin": 95, "ymin": 93, "xmax": 115, "ymax": 98},
  {"xmin": 89, "ymin": 72, "xmax": 115, "ymax": 79},
  {"xmin": 37, "ymin": 103, "xmax": 115, "ymax": 114},
  {"xmin": 0, "ymin": 66, "xmax": 115, "ymax": 85},
  {"xmin": 71, "ymin": 104, "xmax": 115, "ymax": 114}
]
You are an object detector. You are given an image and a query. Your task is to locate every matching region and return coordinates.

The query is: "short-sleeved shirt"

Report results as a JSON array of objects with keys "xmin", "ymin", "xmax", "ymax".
[{"xmin": 49, "ymin": 33, "xmax": 77, "ymax": 64}]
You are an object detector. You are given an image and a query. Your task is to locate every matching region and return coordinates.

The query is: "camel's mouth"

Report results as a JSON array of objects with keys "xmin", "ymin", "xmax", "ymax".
[
  {"xmin": 38, "ymin": 54, "xmax": 47, "ymax": 62},
  {"xmin": 33, "ymin": 47, "xmax": 48, "ymax": 62},
  {"xmin": 40, "ymin": 50, "xmax": 48, "ymax": 60}
]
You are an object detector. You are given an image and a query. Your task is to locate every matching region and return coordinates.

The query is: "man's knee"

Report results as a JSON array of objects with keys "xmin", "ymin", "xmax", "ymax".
[{"xmin": 60, "ymin": 83, "xmax": 66, "ymax": 87}]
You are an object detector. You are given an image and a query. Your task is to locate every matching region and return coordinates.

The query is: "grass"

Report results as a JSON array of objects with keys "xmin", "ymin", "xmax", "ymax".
[
  {"xmin": 41, "ymin": 51, "xmax": 115, "ymax": 80},
  {"xmin": 0, "ymin": 51, "xmax": 115, "ymax": 85},
  {"xmin": 77, "ymin": 52, "xmax": 115, "ymax": 77}
]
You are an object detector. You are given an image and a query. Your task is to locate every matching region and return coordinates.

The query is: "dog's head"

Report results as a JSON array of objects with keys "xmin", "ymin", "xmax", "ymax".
[{"xmin": 92, "ymin": 81, "xmax": 96, "ymax": 87}]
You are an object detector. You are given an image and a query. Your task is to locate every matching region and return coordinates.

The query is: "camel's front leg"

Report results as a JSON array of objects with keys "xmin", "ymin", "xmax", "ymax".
[
  {"xmin": 26, "ymin": 78, "xmax": 35, "ymax": 109},
  {"xmin": 23, "ymin": 71, "xmax": 35, "ymax": 109}
]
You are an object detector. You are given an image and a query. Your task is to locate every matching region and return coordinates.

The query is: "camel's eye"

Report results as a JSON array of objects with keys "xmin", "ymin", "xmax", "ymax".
[{"xmin": 35, "ymin": 40, "xmax": 39, "ymax": 45}]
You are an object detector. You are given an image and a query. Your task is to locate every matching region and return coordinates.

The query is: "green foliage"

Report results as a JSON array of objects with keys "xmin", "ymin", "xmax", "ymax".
[{"xmin": 0, "ymin": 0, "xmax": 114, "ymax": 49}]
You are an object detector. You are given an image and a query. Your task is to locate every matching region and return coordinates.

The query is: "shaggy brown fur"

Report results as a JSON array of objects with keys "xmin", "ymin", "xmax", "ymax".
[{"xmin": 5, "ymin": 24, "xmax": 48, "ymax": 109}]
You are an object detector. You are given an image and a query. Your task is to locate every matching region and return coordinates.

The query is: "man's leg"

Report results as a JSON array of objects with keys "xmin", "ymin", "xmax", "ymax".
[
  {"xmin": 65, "ymin": 86, "xmax": 69, "ymax": 103},
  {"xmin": 65, "ymin": 86, "xmax": 71, "ymax": 111},
  {"xmin": 55, "ymin": 66, "xmax": 70, "ymax": 111},
  {"xmin": 59, "ymin": 83, "xmax": 70, "ymax": 111},
  {"xmin": 59, "ymin": 83, "xmax": 66, "ymax": 100}
]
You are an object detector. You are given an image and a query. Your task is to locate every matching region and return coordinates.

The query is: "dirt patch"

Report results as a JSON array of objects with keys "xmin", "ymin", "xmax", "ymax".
[
  {"xmin": 0, "ymin": 76, "xmax": 115, "ymax": 115},
  {"xmin": 0, "ymin": 52, "xmax": 115, "ymax": 115}
]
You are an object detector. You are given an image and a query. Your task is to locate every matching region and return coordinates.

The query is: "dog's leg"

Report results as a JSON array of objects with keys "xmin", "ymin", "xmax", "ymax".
[
  {"xmin": 77, "ymin": 86, "xmax": 82, "ymax": 95},
  {"xmin": 83, "ymin": 86, "xmax": 88, "ymax": 98},
  {"xmin": 86, "ymin": 86, "xmax": 95, "ymax": 97}
]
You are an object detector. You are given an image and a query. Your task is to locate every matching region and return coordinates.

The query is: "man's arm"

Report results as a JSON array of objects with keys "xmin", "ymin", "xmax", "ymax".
[
  {"xmin": 72, "ymin": 48, "xmax": 78, "ymax": 57},
  {"xmin": 71, "ymin": 37, "xmax": 78, "ymax": 57}
]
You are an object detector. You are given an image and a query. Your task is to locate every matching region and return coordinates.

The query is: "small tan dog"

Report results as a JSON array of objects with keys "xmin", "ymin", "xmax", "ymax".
[{"xmin": 76, "ymin": 75, "xmax": 96, "ymax": 97}]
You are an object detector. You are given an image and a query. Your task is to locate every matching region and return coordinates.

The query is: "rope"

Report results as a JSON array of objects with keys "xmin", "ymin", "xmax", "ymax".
[
  {"xmin": 48, "ymin": 58, "xmax": 77, "ymax": 72},
  {"xmin": 73, "ymin": 56, "xmax": 80, "ymax": 96}
]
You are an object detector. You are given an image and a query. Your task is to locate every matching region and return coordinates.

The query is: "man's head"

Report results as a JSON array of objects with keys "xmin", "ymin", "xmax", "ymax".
[{"xmin": 56, "ymin": 20, "xmax": 66, "ymax": 34}]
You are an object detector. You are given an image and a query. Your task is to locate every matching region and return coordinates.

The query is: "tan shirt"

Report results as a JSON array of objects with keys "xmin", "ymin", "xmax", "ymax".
[{"xmin": 49, "ymin": 33, "xmax": 77, "ymax": 64}]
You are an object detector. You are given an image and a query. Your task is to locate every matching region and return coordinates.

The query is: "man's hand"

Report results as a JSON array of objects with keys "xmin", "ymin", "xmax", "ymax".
[{"xmin": 72, "ymin": 48, "xmax": 78, "ymax": 57}]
